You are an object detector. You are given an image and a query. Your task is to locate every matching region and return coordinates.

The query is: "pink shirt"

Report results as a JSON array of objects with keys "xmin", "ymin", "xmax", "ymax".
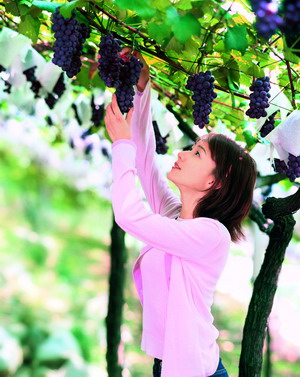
[{"xmin": 110, "ymin": 80, "xmax": 231, "ymax": 377}]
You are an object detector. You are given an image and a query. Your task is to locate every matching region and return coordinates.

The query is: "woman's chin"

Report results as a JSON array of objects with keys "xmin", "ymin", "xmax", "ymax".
[{"xmin": 166, "ymin": 171, "xmax": 172, "ymax": 180}]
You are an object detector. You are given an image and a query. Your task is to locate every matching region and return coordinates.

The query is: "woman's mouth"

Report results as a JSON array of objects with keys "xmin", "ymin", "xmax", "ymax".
[{"xmin": 172, "ymin": 163, "xmax": 181, "ymax": 170}]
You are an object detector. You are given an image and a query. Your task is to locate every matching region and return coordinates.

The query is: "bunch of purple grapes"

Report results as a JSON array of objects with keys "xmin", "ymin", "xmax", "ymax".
[
  {"xmin": 152, "ymin": 120, "xmax": 170, "ymax": 155},
  {"xmin": 98, "ymin": 34, "xmax": 143, "ymax": 113},
  {"xmin": 246, "ymin": 77, "xmax": 271, "ymax": 119},
  {"xmin": 259, "ymin": 112, "xmax": 276, "ymax": 137},
  {"xmin": 98, "ymin": 34, "xmax": 123, "ymax": 87},
  {"xmin": 274, "ymin": 154, "xmax": 300, "ymax": 182},
  {"xmin": 71, "ymin": 104, "xmax": 82, "ymax": 125},
  {"xmin": 115, "ymin": 56, "xmax": 143, "ymax": 113},
  {"xmin": 250, "ymin": 0, "xmax": 283, "ymax": 39},
  {"xmin": 279, "ymin": 0, "xmax": 300, "ymax": 56},
  {"xmin": 44, "ymin": 73, "xmax": 66, "ymax": 109},
  {"xmin": 280, "ymin": 0, "xmax": 300, "ymax": 33},
  {"xmin": 274, "ymin": 158, "xmax": 287, "ymax": 174},
  {"xmin": 45, "ymin": 93, "xmax": 56, "ymax": 109},
  {"xmin": 101, "ymin": 146, "xmax": 110, "ymax": 159},
  {"xmin": 69, "ymin": 127, "xmax": 95, "ymax": 157},
  {"xmin": 51, "ymin": 7, "xmax": 91, "ymax": 78},
  {"xmin": 0, "ymin": 64, "xmax": 12, "ymax": 93},
  {"xmin": 23, "ymin": 66, "xmax": 42, "ymax": 98},
  {"xmin": 53, "ymin": 72, "xmax": 66, "ymax": 97},
  {"xmin": 186, "ymin": 71, "xmax": 217, "ymax": 129},
  {"xmin": 91, "ymin": 95, "xmax": 104, "ymax": 127}
]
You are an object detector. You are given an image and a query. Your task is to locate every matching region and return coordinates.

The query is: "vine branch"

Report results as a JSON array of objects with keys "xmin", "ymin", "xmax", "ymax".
[
  {"xmin": 262, "ymin": 186, "xmax": 300, "ymax": 220},
  {"xmin": 286, "ymin": 60, "xmax": 297, "ymax": 110},
  {"xmin": 93, "ymin": 4, "xmax": 151, "ymax": 42}
]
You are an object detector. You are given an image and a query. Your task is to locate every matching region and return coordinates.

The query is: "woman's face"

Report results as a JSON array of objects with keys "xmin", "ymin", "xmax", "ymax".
[{"xmin": 167, "ymin": 140, "xmax": 217, "ymax": 194}]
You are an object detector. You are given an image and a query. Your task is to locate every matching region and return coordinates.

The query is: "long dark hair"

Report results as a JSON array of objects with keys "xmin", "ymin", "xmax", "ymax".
[{"xmin": 192, "ymin": 133, "xmax": 257, "ymax": 243}]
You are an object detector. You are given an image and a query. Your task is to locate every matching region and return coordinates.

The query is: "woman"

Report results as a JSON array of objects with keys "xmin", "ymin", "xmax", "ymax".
[{"xmin": 104, "ymin": 49, "xmax": 257, "ymax": 377}]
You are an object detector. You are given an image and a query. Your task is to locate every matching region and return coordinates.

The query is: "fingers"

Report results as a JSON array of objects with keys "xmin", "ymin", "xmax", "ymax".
[
  {"xmin": 126, "ymin": 107, "xmax": 134, "ymax": 124},
  {"xmin": 133, "ymin": 50, "xmax": 147, "ymax": 67},
  {"xmin": 132, "ymin": 50, "xmax": 141, "ymax": 59},
  {"xmin": 111, "ymin": 93, "xmax": 122, "ymax": 116},
  {"xmin": 106, "ymin": 103, "xmax": 113, "ymax": 116},
  {"xmin": 120, "ymin": 47, "xmax": 132, "ymax": 55},
  {"xmin": 104, "ymin": 105, "xmax": 112, "ymax": 124}
]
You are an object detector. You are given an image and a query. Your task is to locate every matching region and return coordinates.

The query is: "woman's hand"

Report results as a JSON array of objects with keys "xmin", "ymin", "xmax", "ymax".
[
  {"xmin": 120, "ymin": 47, "xmax": 150, "ymax": 92},
  {"xmin": 104, "ymin": 93, "xmax": 134, "ymax": 142}
]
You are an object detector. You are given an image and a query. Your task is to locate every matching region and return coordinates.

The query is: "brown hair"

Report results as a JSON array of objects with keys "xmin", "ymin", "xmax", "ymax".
[{"xmin": 192, "ymin": 133, "xmax": 257, "ymax": 243}]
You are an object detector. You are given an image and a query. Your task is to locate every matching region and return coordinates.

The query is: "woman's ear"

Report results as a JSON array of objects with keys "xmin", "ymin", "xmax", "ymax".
[{"xmin": 209, "ymin": 180, "xmax": 222, "ymax": 190}]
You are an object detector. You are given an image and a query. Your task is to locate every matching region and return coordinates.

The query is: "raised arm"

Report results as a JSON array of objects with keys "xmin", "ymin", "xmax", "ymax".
[
  {"xmin": 111, "ymin": 140, "xmax": 231, "ymax": 264},
  {"xmin": 129, "ymin": 50, "xmax": 181, "ymax": 217}
]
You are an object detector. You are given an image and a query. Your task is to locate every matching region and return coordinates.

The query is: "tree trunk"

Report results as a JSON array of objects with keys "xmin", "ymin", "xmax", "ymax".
[
  {"xmin": 264, "ymin": 326, "xmax": 272, "ymax": 377},
  {"xmin": 238, "ymin": 214, "xmax": 295, "ymax": 377},
  {"xmin": 105, "ymin": 211, "xmax": 127, "ymax": 377}
]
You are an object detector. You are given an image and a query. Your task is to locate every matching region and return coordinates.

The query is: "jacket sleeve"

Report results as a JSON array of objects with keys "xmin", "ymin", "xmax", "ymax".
[
  {"xmin": 110, "ymin": 140, "xmax": 230, "ymax": 264},
  {"xmin": 131, "ymin": 79, "xmax": 181, "ymax": 217}
]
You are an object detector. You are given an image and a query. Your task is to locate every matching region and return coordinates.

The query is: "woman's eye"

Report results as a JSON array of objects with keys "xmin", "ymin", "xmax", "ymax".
[{"xmin": 195, "ymin": 150, "xmax": 201, "ymax": 157}]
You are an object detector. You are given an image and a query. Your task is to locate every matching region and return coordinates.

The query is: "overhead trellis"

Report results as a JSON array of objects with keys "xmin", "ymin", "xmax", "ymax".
[{"xmin": 1, "ymin": 0, "xmax": 299, "ymax": 136}]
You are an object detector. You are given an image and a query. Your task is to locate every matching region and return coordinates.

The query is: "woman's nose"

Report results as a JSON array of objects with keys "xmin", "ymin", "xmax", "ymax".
[{"xmin": 178, "ymin": 150, "xmax": 188, "ymax": 159}]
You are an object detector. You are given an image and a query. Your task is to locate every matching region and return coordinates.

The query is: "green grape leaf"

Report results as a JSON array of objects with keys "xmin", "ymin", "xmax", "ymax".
[
  {"xmin": 148, "ymin": 22, "xmax": 172, "ymax": 44},
  {"xmin": 123, "ymin": 15, "xmax": 141, "ymax": 26},
  {"xmin": 245, "ymin": 62, "xmax": 264, "ymax": 78},
  {"xmin": 19, "ymin": 0, "xmax": 33, "ymax": 7},
  {"xmin": 183, "ymin": 37, "xmax": 200, "ymax": 56},
  {"xmin": 32, "ymin": 0, "xmax": 60, "ymax": 12},
  {"xmin": 214, "ymin": 39, "xmax": 225, "ymax": 53},
  {"xmin": 59, "ymin": 0, "xmax": 86, "ymax": 18},
  {"xmin": 5, "ymin": 2, "xmax": 20, "ymax": 16},
  {"xmin": 213, "ymin": 67, "xmax": 229, "ymax": 90},
  {"xmin": 228, "ymin": 75, "xmax": 239, "ymax": 93},
  {"xmin": 224, "ymin": 25, "xmax": 248, "ymax": 55},
  {"xmin": 243, "ymin": 129, "xmax": 257, "ymax": 148},
  {"xmin": 165, "ymin": 36, "xmax": 184, "ymax": 53},
  {"xmin": 115, "ymin": 0, "xmax": 156, "ymax": 19},
  {"xmin": 205, "ymin": 34, "xmax": 214, "ymax": 54},
  {"xmin": 150, "ymin": 0, "xmax": 171, "ymax": 11},
  {"xmin": 5, "ymin": 2, "xmax": 30, "ymax": 16},
  {"xmin": 166, "ymin": 6, "xmax": 179, "ymax": 25},
  {"xmin": 18, "ymin": 14, "xmax": 40, "ymax": 44},
  {"xmin": 170, "ymin": 71, "xmax": 186, "ymax": 85},
  {"xmin": 172, "ymin": 13, "xmax": 201, "ymax": 43},
  {"xmin": 176, "ymin": 0, "xmax": 193, "ymax": 10},
  {"xmin": 226, "ymin": 57, "xmax": 240, "ymax": 87},
  {"xmin": 283, "ymin": 41, "xmax": 300, "ymax": 64}
]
